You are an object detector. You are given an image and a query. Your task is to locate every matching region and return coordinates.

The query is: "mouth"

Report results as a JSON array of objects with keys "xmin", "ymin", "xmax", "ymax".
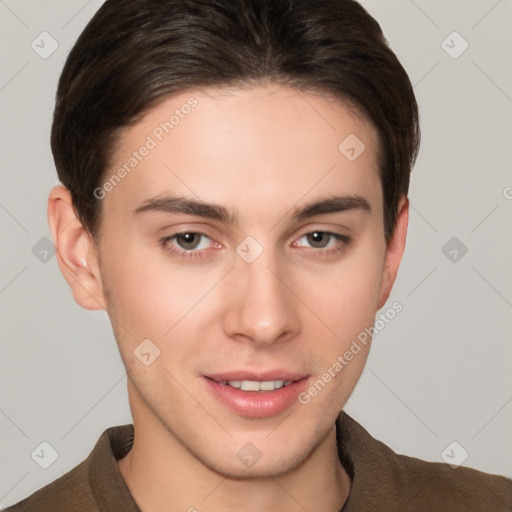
[{"xmin": 203, "ymin": 371, "xmax": 309, "ymax": 418}]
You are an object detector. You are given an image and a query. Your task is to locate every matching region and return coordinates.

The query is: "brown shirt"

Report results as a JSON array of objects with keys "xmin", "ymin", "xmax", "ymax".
[{"xmin": 3, "ymin": 411, "xmax": 511, "ymax": 511}]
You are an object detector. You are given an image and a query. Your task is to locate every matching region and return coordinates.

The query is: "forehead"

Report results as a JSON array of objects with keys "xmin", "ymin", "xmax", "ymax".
[{"xmin": 104, "ymin": 83, "xmax": 382, "ymax": 220}]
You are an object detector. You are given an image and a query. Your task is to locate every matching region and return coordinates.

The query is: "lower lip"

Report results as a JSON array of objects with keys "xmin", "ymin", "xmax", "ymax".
[{"xmin": 203, "ymin": 377, "xmax": 309, "ymax": 418}]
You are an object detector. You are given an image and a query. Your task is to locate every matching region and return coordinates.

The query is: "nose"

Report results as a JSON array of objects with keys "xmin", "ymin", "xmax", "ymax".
[{"xmin": 222, "ymin": 247, "xmax": 301, "ymax": 347}]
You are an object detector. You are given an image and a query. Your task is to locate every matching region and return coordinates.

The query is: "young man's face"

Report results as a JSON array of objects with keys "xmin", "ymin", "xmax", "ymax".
[{"xmin": 54, "ymin": 83, "xmax": 407, "ymax": 477}]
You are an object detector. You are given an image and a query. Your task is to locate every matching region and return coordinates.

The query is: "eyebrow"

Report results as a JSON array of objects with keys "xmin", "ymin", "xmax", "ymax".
[{"xmin": 132, "ymin": 194, "xmax": 371, "ymax": 224}]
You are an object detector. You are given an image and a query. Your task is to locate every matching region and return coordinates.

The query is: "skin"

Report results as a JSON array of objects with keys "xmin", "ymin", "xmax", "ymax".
[{"xmin": 48, "ymin": 82, "xmax": 408, "ymax": 512}]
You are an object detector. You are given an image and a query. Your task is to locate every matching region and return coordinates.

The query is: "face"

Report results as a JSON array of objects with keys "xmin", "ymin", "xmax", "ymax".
[{"xmin": 59, "ymin": 83, "xmax": 406, "ymax": 477}]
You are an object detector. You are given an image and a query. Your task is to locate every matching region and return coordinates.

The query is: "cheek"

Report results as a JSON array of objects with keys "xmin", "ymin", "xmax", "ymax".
[
  {"xmin": 99, "ymin": 233, "xmax": 217, "ymax": 342},
  {"xmin": 294, "ymin": 244, "xmax": 384, "ymax": 411},
  {"xmin": 300, "ymin": 238, "xmax": 385, "ymax": 342},
  {"xmin": 99, "ymin": 237, "xmax": 225, "ymax": 380},
  {"xmin": 112, "ymin": 271, "xmax": 214, "ymax": 345}
]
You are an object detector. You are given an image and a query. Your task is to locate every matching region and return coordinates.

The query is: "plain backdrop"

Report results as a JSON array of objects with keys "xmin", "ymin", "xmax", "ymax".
[{"xmin": 1, "ymin": 0, "xmax": 511, "ymax": 507}]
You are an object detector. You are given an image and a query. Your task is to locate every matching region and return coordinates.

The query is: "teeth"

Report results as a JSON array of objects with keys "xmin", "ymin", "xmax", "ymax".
[
  {"xmin": 241, "ymin": 380, "xmax": 260, "ymax": 391},
  {"xmin": 259, "ymin": 380, "xmax": 282, "ymax": 391},
  {"xmin": 224, "ymin": 379, "xmax": 292, "ymax": 391}
]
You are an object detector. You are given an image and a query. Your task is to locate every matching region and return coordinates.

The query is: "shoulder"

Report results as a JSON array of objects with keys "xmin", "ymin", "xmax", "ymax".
[
  {"xmin": 1, "ymin": 424, "xmax": 134, "ymax": 512},
  {"xmin": 393, "ymin": 450, "xmax": 512, "ymax": 511},
  {"xmin": 1, "ymin": 459, "xmax": 93, "ymax": 512},
  {"xmin": 337, "ymin": 412, "xmax": 512, "ymax": 511}
]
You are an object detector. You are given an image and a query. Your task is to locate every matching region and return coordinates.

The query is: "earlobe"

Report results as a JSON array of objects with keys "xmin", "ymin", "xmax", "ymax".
[
  {"xmin": 377, "ymin": 195, "xmax": 409, "ymax": 309},
  {"xmin": 47, "ymin": 185, "xmax": 106, "ymax": 311}
]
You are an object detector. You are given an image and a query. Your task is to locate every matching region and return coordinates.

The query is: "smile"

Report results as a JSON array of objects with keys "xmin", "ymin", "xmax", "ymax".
[{"xmin": 203, "ymin": 373, "xmax": 309, "ymax": 418}]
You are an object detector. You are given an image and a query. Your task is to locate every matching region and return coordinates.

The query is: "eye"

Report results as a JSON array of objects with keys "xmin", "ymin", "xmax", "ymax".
[
  {"xmin": 293, "ymin": 231, "xmax": 351, "ymax": 255},
  {"xmin": 160, "ymin": 231, "xmax": 220, "ymax": 259},
  {"xmin": 301, "ymin": 232, "xmax": 336, "ymax": 249},
  {"xmin": 174, "ymin": 232, "xmax": 210, "ymax": 250}
]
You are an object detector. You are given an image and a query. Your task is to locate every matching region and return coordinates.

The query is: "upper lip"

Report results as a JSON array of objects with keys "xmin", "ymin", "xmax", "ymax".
[{"xmin": 206, "ymin": 370, "xmax": 308, "ymax": 382}]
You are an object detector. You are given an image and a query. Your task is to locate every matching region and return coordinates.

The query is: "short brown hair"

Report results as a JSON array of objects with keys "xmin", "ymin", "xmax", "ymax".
[{"xmin": 51, "ymin": 0, "xmax": 420, "ymax": 244}]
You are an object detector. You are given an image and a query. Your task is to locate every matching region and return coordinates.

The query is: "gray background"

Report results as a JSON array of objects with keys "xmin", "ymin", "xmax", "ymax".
[{"xmin": 1, "ymin": 0, "xmax": 511, "ymax": 507}]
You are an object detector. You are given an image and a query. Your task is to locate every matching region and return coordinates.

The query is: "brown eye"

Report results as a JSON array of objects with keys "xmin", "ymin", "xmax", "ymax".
[
  {"xmin": 160, "ymin": 231, "xmax": 219, "ymax": 261},
  {"xmin": 292, "ymin": 231, "xmax": 351, "ymax": 257},
  {"xmin": 306, "ymin": 232, "xmax": 332, "ymax": 249},
  {"xmin": 175, "ymin": 232, "xmax": 203, "ymax": 250}
]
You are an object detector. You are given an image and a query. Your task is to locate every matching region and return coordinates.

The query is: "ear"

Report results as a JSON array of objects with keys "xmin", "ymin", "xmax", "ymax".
[
  {"xmin": 47, "ymin": 185, "xmax": 106, "ymax": 310},
  {"xmin": 377, "ymin": 195, "xmax": 409, "ymax": 309}
]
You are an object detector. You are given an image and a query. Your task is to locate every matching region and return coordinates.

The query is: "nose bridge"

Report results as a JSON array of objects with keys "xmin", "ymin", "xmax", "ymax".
[{"xmin": 223, "ymin": 240, "xmax": 299, "ymax": 345}]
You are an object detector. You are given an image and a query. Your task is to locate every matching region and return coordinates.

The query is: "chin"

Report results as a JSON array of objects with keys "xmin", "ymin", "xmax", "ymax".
[
  {"xmin": 191, "ymin": 430, "xmax": 321, "ymax": 480},
  {"xmin": 202, "ymin": 449, "xmax": 307, "ymax": 480}
]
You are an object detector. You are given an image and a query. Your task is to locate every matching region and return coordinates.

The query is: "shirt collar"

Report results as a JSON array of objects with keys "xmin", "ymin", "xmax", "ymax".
[{"xmin": 88, "ymin": 423, "xmax": 140, "ymax": 511}]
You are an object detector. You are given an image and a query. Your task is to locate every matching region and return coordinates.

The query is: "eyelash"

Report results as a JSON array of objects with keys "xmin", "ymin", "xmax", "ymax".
[{"xmin": 159, "ymin": 231, "xmax": 351, "ymax": 260}]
